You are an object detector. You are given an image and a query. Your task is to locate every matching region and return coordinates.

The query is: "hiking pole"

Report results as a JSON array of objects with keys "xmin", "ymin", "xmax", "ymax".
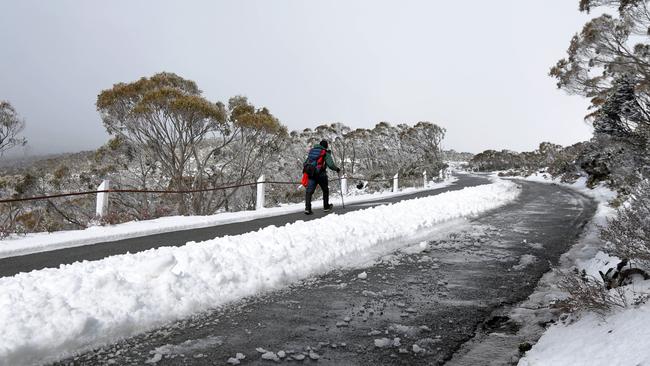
[{"xmin": 338, "ymin": 172, "xmax": 345, "ymax": 209}]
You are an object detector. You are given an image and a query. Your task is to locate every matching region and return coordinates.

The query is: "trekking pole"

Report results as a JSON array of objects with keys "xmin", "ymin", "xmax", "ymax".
[{"xmin": 338, "ymin": 172, "xmax": 345, "ymax": 209}]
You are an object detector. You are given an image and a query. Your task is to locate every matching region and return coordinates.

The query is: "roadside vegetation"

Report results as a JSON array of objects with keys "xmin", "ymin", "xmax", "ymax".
[
  {"xmin": 471, "ymin": 0, "xmax": 650, "ymax": 315},
  {"xmin": 0, "ymin": 73, "xmax": 453, "ymax": 235}
]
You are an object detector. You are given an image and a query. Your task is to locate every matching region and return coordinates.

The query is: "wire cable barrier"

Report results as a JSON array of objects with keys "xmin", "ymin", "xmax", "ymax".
[{"xmin": 0, "ymin": 175, "xmax": 397, "ymax": 204}]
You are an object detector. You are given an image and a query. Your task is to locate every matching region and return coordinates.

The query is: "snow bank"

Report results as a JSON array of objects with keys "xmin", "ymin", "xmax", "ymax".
[
  {"xmin": 0, "ymin": 177, "xmax": 457, "ymax": 259},
  {"xmin": 519, "ymin": 280, "xmax": 650, "ymax": 366},
  {"xmin": 512, "ymin": 173, "xmax": 650, "ymax": 366},
  {"xmin": 0, "ymin": 179, "xmax": 517, "ymax": 366}
]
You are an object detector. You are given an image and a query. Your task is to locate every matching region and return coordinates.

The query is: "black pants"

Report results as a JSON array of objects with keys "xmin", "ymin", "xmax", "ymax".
[{"xmin": 305, "ymin": 173, "xmax": 329, "ymax": 211}]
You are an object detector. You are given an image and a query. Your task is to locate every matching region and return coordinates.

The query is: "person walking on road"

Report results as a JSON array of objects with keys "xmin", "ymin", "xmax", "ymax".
[{"xmin": 303, "ymin": 140, "xmax": 341, "ymax": 215}]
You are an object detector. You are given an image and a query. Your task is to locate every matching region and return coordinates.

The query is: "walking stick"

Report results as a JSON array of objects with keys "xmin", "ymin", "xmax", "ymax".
[{"xmin": 338, "ymin": 172, "xmax": 345, "ymax": 209}]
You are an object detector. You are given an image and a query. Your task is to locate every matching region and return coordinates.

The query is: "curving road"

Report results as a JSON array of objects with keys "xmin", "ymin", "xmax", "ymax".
[
  {"xmin": 0, "ymin": 174, "xmax": 489, "ymax": 278},
  {"xmin": 59, "ymin": 179, "xmax": 597, "ymax": 366}
]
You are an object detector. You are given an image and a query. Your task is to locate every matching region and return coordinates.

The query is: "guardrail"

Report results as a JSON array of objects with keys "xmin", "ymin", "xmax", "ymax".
[{"xmin": 0, "ymin": 169, "xmax": 448, "ymax": 217}]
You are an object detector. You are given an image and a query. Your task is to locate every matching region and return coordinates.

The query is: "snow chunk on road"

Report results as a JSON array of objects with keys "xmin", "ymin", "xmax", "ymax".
[
  {"xmin": 0, "ymin": 180, "xmax": 519, "ymax": 365},
  {"xmin": 374, "ymin": 338, "xmax": 393, "ymax": 348},
  {"xmin": 513, "ymin": 254, "xmax": 538, "ymax": 270},
  {"xmin": 261, "ymin": 352, "xmax": 279, "ymax": 361}
]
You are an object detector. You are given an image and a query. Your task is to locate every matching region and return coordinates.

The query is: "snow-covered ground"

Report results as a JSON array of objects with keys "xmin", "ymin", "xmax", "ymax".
[
  {"xmin": 510, "ymin": 173, "xmax": 650, "ymax": 366},
  {"xmin": 0, "ymin": 179, "xmax": 518, "ymax": 366},
  {"xmin": 0, "ymin": 177, "xmax": 457, "ymax": 259}
]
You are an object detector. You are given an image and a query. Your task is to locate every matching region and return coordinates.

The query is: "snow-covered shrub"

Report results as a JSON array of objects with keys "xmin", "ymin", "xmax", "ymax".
[
  {"xmin": 557, "ymin": 268, "xmax": 627, "ymax": 316},
  {"xmin": 601, "ymin": 179, "xmax": 650, "ymax": 266}
]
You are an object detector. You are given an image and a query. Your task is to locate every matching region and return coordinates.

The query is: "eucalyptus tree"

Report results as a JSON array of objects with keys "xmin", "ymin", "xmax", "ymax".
[
  {"xmin": 0, "ymin": 101, "xmax": 27, "ymax": 156},
  {"xmin": 96, "ymin": 72, "xmax": 286, "ymax": 214}
]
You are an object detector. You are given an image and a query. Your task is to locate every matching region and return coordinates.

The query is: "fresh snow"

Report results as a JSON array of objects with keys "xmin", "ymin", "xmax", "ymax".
[
  {"xmin": 510, "ymin": 173, "xmax": 650, "ymax": 366},
  {"xmin": 519, "ymin": 282, "xmax": 650, "ymax": 366},
  {"xmin": 0, "ymin": 177, "xmax": 458, "ymax": 259},
  {"xmin": 513, "ymin": 254, "xmax": 538, "ymax": 270},
  {"xmin": 0, "ymin": 179, "xmax": 517, "ymax": 366}
]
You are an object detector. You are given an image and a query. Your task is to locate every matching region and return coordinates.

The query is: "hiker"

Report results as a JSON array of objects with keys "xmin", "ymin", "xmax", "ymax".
[{"xmin": 303, "ymin": 140, "xmax": 341, "ymax": 215}]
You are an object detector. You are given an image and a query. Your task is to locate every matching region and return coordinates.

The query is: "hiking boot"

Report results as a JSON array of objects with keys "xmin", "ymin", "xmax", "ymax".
[
  {"xmin": 304, "ymin": 209, "xmax": 313, "ymax": 215},
  {"xmin": 324, "ymin": 204, "xmax": 334, "ymax": 212}
]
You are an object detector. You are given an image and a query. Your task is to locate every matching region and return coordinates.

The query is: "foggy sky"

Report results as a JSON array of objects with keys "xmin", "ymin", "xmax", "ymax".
[{"xmin": 0, "ymin": 0, "xmax": 596, "ymax": 156}]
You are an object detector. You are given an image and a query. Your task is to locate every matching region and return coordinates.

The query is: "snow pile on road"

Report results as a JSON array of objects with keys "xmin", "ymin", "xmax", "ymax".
[
  {"xmin": 0, "ymin": 177, "xmax": 458, "ymax": 259},
  {"xmin": 0, "ymin": 179, "xmax": 517, "ymax": 366}
]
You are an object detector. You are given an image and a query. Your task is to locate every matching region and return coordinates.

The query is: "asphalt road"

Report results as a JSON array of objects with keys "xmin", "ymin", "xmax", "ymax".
[
  {"xmin": 0, "ymin": 174, "xmax": 489, "ymax": 278},
  {"xmin": 60, "ymin": 180, "xmax": 597, "ymax": 366}
]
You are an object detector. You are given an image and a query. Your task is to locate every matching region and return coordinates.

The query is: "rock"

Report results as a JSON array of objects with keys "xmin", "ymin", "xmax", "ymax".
[
  {"xmin": 336, "ymin": 321, "xmax": 349, "ymax": 327},
  {"xmin": 405, "ymin": 308, "xmax": 417, "ymax": 313},
  {"xmin": 420, "ymin": 325, "xmax": 432, "ymax": 332},
  {"xmin": 368, "ymin": 330, "xmax": 382, "ymax": 336},
  {"xmin": 412, "ymin": 344, "xmax": 424, "ymax": 354},
  {"xmin": 343, "ymin": 316, "xmax": 351, "ymax": 322},
  {"xmin": 226, "ymin": 358, "xmax": 241, "ymax": 365},
  {"xmin": 358, "ymin": 272, "xmax": 368, "ymax": 279},
  {"xmin": 277, "ymin": 350, "xmax": 286, "ymax": 358},
  {"xmin": 309, "ymin": 351, "xmax": 320, "ymax": 360},
  {"xmin": 398, "ymin": 348, "xmax": 409, "ymax": 354},
  {"xmin": 256, "ymin": 347, "xmax": 268, "ymax": 354},
  {"xmin": 293, "ymin": 354, "xmax": 306, "ymax": 361},
  {"xmin": 236, "ymin": 353, "xmax": 246, "ymax": 360}
]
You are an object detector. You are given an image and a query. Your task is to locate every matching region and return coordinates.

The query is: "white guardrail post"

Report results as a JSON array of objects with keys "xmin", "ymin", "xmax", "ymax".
[
  {"xmin": 256, "ymin": 174, "xmax": 265, "ymax": 210},
  {"xmin": 96, "ymin": 179, "xmax": 110, "ymax": 218},
  {"xmin": 341, "ymin": 175, "xmax": 348, "ymax": 195},
  {"xmin": 423, "ymin": 171, "xmax": 427, "ymax": 188},
  {"xmin": 393, "ymin": 173, "xmax": 399, "ymax": 193}
]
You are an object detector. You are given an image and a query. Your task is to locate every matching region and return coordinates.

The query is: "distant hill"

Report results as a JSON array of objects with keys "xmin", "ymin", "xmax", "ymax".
[
  {"xmin": 442, "ymin": 149, "xmax": 473, "ymax": 162},
  {"xmin": 0, "ymin": 150, "xmax": 97, "ymax": 175}
]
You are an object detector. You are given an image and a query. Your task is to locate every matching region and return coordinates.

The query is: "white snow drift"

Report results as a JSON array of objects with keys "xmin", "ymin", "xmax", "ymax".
[
  {"xmin": 0, "ymin": 177, "xmax": 457, "ymax": 259},
  {"xmin": 0, "ymin": 179, "xmax": 518, "ymax": 366}
]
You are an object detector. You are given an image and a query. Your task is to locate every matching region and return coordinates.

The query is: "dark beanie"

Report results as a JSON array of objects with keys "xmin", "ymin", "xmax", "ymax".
[{"xmin": 320, "ymin": 140, "xmax": 329, "ymax": 149}]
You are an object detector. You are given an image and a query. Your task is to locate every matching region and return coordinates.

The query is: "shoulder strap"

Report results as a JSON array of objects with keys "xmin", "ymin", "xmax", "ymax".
[{"xmin": 316, "ymin": 149, "xmax": 327, "ymax": 169}]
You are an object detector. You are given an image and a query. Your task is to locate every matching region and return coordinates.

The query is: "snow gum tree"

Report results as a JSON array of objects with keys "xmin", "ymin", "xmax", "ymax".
[
  {"xmin": 0, "ymin": 101, "xmax": 27, "ymax": 155},
  {"xmin": 548, "ymin": 1, "xmax": 650, "ymax": 312},
  {"xmin": 96, "ymin": 72, "xmax": 286, "ymax": 214},
  {"xmin": 551, "ymin": 0, "xmax": 650, "ymax": 105},
  {"xmin": 553, "ymin": 1, "xmax": 650, "ymax": 187}
]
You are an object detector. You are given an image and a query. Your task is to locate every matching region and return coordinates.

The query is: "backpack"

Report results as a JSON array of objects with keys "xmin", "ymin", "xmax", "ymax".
[{"xmin": 303, "ymin": 147, "xmax": 327, "ymax": 178}]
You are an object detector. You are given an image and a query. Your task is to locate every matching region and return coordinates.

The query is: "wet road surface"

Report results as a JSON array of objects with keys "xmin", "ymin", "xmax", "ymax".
[{"xmin": 56, "ymin": 180, "xmax": 596, "ymax": 366}]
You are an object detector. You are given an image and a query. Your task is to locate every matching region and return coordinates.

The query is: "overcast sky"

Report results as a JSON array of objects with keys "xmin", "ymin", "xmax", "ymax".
[{"xmin": 1, "ymin": 0, "xmax": 596, "ymax": 155}]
